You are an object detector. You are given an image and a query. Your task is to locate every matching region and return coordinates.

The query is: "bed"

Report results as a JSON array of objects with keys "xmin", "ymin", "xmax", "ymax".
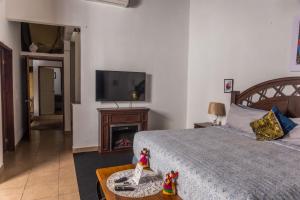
[{"xmin": 133, "ymin": 77, "xmax": 300, "ymax": 200}]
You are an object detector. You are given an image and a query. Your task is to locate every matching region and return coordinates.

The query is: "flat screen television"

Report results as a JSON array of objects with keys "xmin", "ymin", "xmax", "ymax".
[{"xmin": 96, "ymin": 70, "xmax": 146, "ymax": 101}]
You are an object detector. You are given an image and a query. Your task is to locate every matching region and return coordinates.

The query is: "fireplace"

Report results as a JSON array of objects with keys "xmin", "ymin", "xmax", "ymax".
[
  {"xmin": 98, "ymin": 108, "xmax": 149, "ymax": 153},
  {"xmin": 110, "ymin": 124, "xmax": 140, "ymax": 151}
]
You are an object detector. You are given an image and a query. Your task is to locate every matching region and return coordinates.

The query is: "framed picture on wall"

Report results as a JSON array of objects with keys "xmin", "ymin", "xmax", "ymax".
[
  {"xmin": 290, "ymin": 17, "xmax": 300, "ymax": 71},
  {"xmin": 224, "ymin": 79, "xmax": 234, "ymax": 93}
]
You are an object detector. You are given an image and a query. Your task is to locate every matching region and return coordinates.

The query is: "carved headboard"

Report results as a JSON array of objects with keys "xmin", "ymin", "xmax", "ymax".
[{"xmin": 231, "ymin": 77, "xmax": 300, "ymax": 118}]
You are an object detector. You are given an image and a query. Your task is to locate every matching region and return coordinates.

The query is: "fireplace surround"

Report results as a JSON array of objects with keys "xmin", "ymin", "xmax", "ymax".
[{"xmin": 97, "ymin": 107, "xmax": 149, "ymax": 153}]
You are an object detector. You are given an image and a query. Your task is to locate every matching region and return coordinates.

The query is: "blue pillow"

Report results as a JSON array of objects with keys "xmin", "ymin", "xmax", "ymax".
[{"xmin": 271, "ymin": 106, "xmax": 297, "ymax": 134}]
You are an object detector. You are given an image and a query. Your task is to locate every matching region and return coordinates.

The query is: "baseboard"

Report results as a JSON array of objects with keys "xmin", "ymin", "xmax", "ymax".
[
  {"xmin": 64, "ymin": 131, "xmax": 72, "ymax": 135},
  {"xmin": 73, "ymin": 146, "xmax": 98, "ymax": 154},
  {"xmin": 14, "ymin": 133, "xmax": 24, "ymax": 150}
]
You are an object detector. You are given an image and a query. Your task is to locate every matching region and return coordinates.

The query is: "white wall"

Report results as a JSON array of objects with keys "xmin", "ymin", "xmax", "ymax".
[
  {"xmin": 6, "ymin": 0, "xmax": 190, "ymax": 149},
  {"xmin": 54, "ymin": 68, "xmax": 62, "ymax": 95},
  {"xmin": 0, "ymin": 0, "xmax": 22, "ymax": 167},
  {"xmin": 187, "ymin": 0, "xmax": 300, "ymax": 127},
  {"xmin": 74, "ymin": 32, "xmax": 81, "ymax": 103},
  {"xmin": 64, "ymin": 41, "xmax": 71, "ymax": 132},
  {"xmin": 73, "ymin": 1, "xmax": 190, "ymax": 148},
  {"xmin": 32, "ymin": 60, "xmax": 62, "ymax": 116}
]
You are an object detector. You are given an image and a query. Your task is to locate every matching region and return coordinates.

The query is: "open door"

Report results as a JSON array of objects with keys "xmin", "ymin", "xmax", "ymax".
[
  {"xmin": 21, "ymin": 56, "xmax": 31, "ymax": 140},
  {"xmin": 39, "ymin": 67, "xmax": 55, "ymax": 115},
  {"xmin": 0, "ymin": 42, "xmax": 15, "ymax": 151}
]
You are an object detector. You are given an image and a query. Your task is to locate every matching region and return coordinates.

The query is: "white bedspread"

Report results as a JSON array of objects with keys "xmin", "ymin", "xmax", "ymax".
[{"xmin": 133, "ymin": 126, "xmax": 300, "ymax": 200}]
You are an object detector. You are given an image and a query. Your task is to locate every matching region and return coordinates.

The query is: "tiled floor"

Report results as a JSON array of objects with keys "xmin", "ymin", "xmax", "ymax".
[
  {"xmin": 0, "ymin": 128, "xmax": 80, "ymax": 200},
  {"xmin": 31, "ymin": 116, "xmax": 64, "ymax": 130}
]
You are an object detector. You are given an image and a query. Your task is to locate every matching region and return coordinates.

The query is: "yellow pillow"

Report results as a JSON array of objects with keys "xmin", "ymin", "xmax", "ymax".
[{"xmin": 250, "ymin": 111, "xmax": 284, "ymax": 141}]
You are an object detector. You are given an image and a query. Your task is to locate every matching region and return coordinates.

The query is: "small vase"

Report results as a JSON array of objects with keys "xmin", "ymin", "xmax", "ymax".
[{"xmin": 29, "ymin": 43, "xmax": 38, "ymax": 52}]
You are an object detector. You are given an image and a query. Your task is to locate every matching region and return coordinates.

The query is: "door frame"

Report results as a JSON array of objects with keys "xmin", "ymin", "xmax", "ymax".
[
  {"xmin": 38, "ymin": 66, "xmax": 64, "ymax": 117},
  {"xmin": 0, "ymin": 41, "xmax": 15, "ymax": 151},
  {"xmin": 22, "ymin": 55, "xmax": 64, "ymax": 138}
]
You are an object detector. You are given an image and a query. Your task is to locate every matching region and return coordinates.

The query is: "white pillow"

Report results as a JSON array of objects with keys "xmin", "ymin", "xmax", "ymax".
[
  {"xmin": 226, "ymin": 104, "xmax": 267, "ymax": 134},
  {"xmin": 279, "ymin": 118, "xmax": 300, "ymax": 146},
  {"xmin": 283, "ymin": 118, "xmax": 300, "ymax": 139}
]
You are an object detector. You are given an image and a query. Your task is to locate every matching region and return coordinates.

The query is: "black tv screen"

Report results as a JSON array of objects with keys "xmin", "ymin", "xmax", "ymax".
[{"xmin": 96, "ymin": 70, "xmax": 146, "ymax": 101}]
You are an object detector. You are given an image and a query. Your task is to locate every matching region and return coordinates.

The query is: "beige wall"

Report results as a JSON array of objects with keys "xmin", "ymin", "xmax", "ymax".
[
  {"xmin": 0, "ymin": 0, "xmax": 23, "ymax": 167},
  {"xmin": 64, "ymin": 41, "xmax": 71, "ymax": 132},
  {"xmin": 74, "ymin": 32, "xmax": 81, "ymax": 103},
  {"xmin": 6, "ymin": 0, "xmax": 85, "ymax": 26},
  {"xmin": 187, "ymin": 0, "xmax": 300, "ymax": 127}
]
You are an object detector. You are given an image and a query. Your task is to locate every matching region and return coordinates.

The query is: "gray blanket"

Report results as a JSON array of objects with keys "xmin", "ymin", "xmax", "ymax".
[{"xmin": 133, "ymin": 126, "xmax": 300, "ymax": 200}]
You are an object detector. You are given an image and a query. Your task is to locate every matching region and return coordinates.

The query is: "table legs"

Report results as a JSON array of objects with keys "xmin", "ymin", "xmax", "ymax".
[{"xmin": 97, "ymin": 180, "xmax": 106, "ymax": 200}]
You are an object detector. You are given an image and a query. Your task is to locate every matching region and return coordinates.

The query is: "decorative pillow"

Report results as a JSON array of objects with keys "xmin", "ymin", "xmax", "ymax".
[
  {"xmin": 250, "ymin": 111, "xmax": 284, "ymax": 141},
  {"xmin": 226, "ymin": 104, "xmax": 267, "ymax": 134},
  {"xmin": 271, "ymin": 106, "xmax": 297, "ymax": 134}
]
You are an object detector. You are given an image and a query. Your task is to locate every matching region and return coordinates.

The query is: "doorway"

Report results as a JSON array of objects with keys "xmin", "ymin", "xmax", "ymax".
[
  {"xmin": 0, "ymin": 42, "xmax": 15, "ymax": 151},
  {"xmin": 24, "ymin": 58, "xmax": 64, "ymax": 134},
  {"xmin": 39, "ymin": 66, "xmax": 63, "ymax": 116}
]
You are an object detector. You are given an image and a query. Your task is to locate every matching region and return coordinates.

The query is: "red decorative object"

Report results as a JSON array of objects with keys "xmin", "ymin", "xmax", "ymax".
[
  {"xmin": 114, "ymin": 138, "xmax": 133, "ymax": 149},
  {"xmin": 138, "ymin": 148, "xmax": 149, "ymax": 168},
  {"xmin": 162, "ymin": 171, "xmax": 179, "ymax": 196},
  {"xmin": 224, "ymin": 79, "xmax": 234, "ymax": 93},
  {"xmin": 226, "ymin": 82, "xmax": 232, "ymax": 90}
]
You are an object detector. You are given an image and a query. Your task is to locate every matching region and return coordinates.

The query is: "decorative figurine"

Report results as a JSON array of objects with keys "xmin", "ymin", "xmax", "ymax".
[
  {"xmin": 131, "ymin": 90, "xmax": 139, "ymax": 101},
  {"xmin": 163, "ymin": 171, "xmax": 179, "ymax": 195},
  {"xmin": 138, "ymin": 148, "xmax": 149, "ymax": 168}
]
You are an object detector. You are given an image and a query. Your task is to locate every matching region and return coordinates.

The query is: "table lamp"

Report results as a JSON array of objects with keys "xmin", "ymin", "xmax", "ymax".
[{"xmin": 208, "ymin": 102, "xmax": 226, "ymax": 125}]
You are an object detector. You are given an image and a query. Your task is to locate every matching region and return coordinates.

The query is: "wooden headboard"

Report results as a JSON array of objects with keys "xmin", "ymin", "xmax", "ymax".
[{"xmin": 231, "ymin": 77, "xmax": 300, "ymax": 118}]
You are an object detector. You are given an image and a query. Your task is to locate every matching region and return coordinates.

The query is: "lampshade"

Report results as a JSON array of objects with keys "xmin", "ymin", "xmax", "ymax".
[{"xmin": 208, "ymin": 102, "xmax": 226, "ymax": 116}]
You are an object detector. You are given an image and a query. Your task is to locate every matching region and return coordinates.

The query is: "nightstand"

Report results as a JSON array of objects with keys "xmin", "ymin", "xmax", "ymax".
[{"xmin": 194, "ymin": 122, "xmax": 214, "ymax": 128}]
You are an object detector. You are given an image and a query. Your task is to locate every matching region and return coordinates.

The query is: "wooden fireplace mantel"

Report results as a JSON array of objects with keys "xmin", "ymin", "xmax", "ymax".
[{"xmin": 97, "ymin": 107, "xmax": 149, "ymax": 153}]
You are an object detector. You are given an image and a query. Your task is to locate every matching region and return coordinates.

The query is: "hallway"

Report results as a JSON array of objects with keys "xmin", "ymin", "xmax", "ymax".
[{"xmin": 0, "ymin": 129, "xmax": 80, "ymax": 200}]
